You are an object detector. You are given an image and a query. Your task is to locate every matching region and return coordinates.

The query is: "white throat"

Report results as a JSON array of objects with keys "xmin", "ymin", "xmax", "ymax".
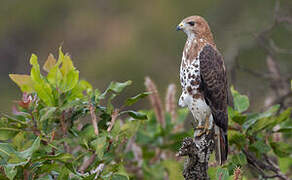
[{"xmin": 186, "ymin": 32, "xmax": 195, "ymax": 42}]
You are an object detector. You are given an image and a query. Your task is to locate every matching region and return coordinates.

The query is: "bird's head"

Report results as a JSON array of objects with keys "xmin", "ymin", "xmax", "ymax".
[{"xmin": 177, "ymin": 16, "xmax": 214, "ymax": 43}]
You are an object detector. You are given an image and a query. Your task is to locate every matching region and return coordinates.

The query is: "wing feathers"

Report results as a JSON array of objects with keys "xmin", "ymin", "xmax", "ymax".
[{"xmin": 199, "ymin": 44, "xmax": 228, "ymax": 132}]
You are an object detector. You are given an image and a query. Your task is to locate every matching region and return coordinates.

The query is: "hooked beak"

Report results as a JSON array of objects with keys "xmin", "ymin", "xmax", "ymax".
[{"xmin": 176, "ymin": 22, "xmax": 184, "ymax": 31}]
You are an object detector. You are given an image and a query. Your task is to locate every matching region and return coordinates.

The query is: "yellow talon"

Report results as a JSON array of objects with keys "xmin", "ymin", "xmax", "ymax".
[
  {"xmin": 195, "ymin": 125, "xmax": 205, "ymax": 130},
  {"xmin": 196, "ymin": 130, "xmax": 205, "ymax": 137},
  {"xmin": 195, "ymin": 114, "xmax": 211, "ymax": 138}
]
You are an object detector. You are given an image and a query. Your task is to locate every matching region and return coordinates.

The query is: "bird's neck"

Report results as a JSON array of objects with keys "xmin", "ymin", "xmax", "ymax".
[
  {"xmin": 186, "ymin": 32, "xmax": 215, "ymax": 47},
  {"xmin": 186, "ymin": 33, "xmax": 196, "ymax": 43}
]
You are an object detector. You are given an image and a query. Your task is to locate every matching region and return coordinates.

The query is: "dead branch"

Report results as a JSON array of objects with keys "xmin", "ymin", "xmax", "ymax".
[
  {"xmin": 89, "ymin": 104, "xmax": 99, "ymax": 135},
  {"xmin": 144, "ymin": 77, "xmax": 165, "ymax": 127},
  {"xmin": 107, "ymin": 109, "xmax": 119, "ymax": 132},
  {"xmin": 79, "ymin": 153, "xmax": 97, "ymax": 174},
  {"xmin": 177, "ymin": 131, "xmax": 215, "ymax": 180},
  {"xmin": 60, "ymin": 112, "xmax": 70, "ymax": 153},
  {"xmin": 243, "ymin": 150, "xmax": 288, "ymax": 180}
]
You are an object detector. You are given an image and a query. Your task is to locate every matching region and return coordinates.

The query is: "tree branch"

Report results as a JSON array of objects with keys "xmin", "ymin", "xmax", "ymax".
[
  {"xmin": 79, "ymin": 153, "xmax": 97, "ymax": 174},
  {"xmin": 89, "ymin": 104, "xmax": 99, "ymax": 135},
  {"xmin": 177, "ymin": 130, "xmax": 215, "ymax": 180},
  {"xmin": 243, "ymin": 150, "xmax": 289, "ymax": 180}
]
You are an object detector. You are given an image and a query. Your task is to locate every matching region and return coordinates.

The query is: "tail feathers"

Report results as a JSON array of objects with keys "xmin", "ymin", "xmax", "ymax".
[{"xmin": 215, "ymin": 127, "xmax": 228, "ymax": 165}]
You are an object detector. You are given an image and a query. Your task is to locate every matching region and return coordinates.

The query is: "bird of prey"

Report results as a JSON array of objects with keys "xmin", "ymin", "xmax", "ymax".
[{"xmin": 176, "ymin": 16, "xmax": 228, "ymax": 164}]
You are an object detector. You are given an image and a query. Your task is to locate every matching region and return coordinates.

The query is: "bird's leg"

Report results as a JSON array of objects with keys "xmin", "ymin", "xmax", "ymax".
[{"xmin": 195, "ymin": 113, "xmax": 212, "ymax": 138}]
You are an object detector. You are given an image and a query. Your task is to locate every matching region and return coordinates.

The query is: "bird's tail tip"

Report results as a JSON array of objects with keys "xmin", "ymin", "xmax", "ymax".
[{"xmin": 215, "ymin": 127, "xmax": 228, "ymax": 165}]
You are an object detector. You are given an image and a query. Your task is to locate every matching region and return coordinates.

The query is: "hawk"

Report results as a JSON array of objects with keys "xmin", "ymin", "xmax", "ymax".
[{"xmin": 176, "ymin": 16, "xmax": 228, "ymax": 164}]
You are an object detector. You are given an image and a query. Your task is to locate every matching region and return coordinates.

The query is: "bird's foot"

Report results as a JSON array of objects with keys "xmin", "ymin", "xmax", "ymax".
[{"xmin": 194, "ymin": 116, "xmax": 210, "ymax": 138}]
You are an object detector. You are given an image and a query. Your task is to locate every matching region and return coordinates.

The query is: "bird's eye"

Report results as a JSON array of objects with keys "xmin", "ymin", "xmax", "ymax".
[{"xmin": 188, "ymin": 21, "xmax": 195, "ymax": 26}]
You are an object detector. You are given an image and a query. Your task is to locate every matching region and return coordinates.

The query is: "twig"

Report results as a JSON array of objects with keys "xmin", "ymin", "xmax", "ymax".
[
  {"xmin": 107, "ymin": 109, "xmax": 119, "ymax": 132},
  {"xmin": 60, "ymin": 112, "xmax": 70, "ymax": 153},
  {"xmin": 89, "ymin": 104, "xmax": 99, "ymax": 135},
  {"xmin": 243, "ymin": 150, "xmax": 288, "ymax": 180},
  {"xmin": 79, "ymin": 153, "xmax": 97, "ymax": 173}
]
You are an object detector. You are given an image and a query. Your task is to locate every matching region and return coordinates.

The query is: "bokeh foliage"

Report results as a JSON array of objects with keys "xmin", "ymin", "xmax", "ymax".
[
  {"xmin": 0, "ymin": 49, "xmax": 291, "ymax": 179},
  {"xmin": 1, "ymin": 0, "xmax": 292, "ymax": 113}
]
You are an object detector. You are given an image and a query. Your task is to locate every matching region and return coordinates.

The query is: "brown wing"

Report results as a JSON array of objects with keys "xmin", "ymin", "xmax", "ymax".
[
  {"xmin": 199, "ymin": 44, "xmax": 229, "ymax": 163},
  {"xmin": 199, "ymin": 44, "xmax": 228, "ymax": 132}
]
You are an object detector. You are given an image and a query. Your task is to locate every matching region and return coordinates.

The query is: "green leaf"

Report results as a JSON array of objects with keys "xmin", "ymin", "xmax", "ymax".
[
  {"xmin": 162, "ymin": 160, "xmax": 183, "ymax": 180},
  {"xmin": 33, "ymin": 153, "xmax": 73, "ymax": 163},
  {"xmin": 228, "ymin": 106, "xmax": 247, "ymax": 125},
  {"xmin": 124, "ymin": 92, "xmax": 151, "ymax": 106},
  {"xmin": 108, "ymin": 80, "xmax": 132, "ymax": 93},
  {"xmin": 231, "ymin": 86, "xmax": 249, "ymax": 113},
  {"xmin": 18, "ymin": 136, "xmax": 40, "ymax": 160},
  {"xmin": 9, "ymin": 74, "xmax": 34, "ymax": 93},
  {"xmin": 100, "ymin": 81, "xmax": 132, "ymax": 99},
  {"xmin": 33, "ymin": 82, "xmax": 54, "ymax": 106},
  {"xmin": 250, "ymin": 117, "xmax": 272, "ymax": 133},
  {"xmin": 279, "ymin": 157, "xmax": 292, "ymax": 174},
  {"xmin": 231, "ymin": 152, "xmax": 247, "ymax": 166},
  {"xmin": 112, "ymin": 173, "xmax": 129, "ymax": 180},
  {"xmin": 0, "ymin": 143, "xmax": 15, "ymax": 162},
  {"xmin": 36, "ymin": 175, "xmax": 54, "ymax": 180},
  {"xmin": 276, "ymin": 108, "xmax": 291, "ymax": 124},
  {"xmin": 120, "ymin": 120, "xmax": 141, "ymax": 138},
  {"xmin": 39, "ymin": 107, "xmax": 57, "ymax": 133},
  {"xmin": 39, "ymin": 107, "xmax": 57, "ymax": 122},
  {"xmin": 4, "ymin": 166, "xmax": 17, "ymax": 180},
  {"xmin": 29, "ymin": 54, "xmax": 42, "ymax": 84},
  {"xmin": 216, "ymin": 168, "xmax": 229, "ymax": 180},
  {"xmin": 60, "ymin": 54, "xmax": 75, "ymax": 76},
  {"xmin": 121, "ymin": 110, "xmax": 148, "ymax": 120},
  {"xmin": 47, "ymin": 65, "xmax": 62, "ymax": 87},
  {"xmin": 57, "ymin": 47, "xmax": 65, "ymax": 66},
  {"xmin": 1, "ymin": 113, "xmax": 27, "ymax": 125},
  {"xmin": 243, "ymin": 105, "xmax": 279, "ymax": 130},
  {"xmin": 79, "ymin": 80, "xmax": 93, "ymax": 94},
  {"xmin": 66, "ymin": 80, "xmax": 92, "ymax": 102},
  {"xmin": 208, "ymin": 167, "xmax": 217, "ymax": 180},
  {"xmin": 274, "ymin": 127, "xmax": 292, "ymax": 133},
  {"xmin": 91, "ymin": 136, "xmax": 107, "ymax": 159},
  {"xmin": 270, "ymin": 142, "xmax": 292, "ymax": 157},
  {"xmin": 11, "ymin": 132, "xmax": 26, "ymax": 150},
  {"xmin": 57, "ymin": 167, "xmax": 69, "ymax": 180},
  {"xmin": 60, "ymin": 69, "xmax": 79, "ymax": 92},
  {"xmin": 2, "ymin": 137, "xmax": 40, "ymax": 166},
  {"xmin": 79, "ymin": 124, "xmax": 96, "ymax": 140},
  {"xmin": 43, "ymin": 54, "xmax": 57, "ymax": 72},
  {"xmin": 249, "ymin": 140, "xmax": 271, "ymax": 157},
  {"xmin": 251, "ymin": 108, "xmax": 291, "ymax": 133},
  {"xmin": 229, "ymin": 131, "xmax": 246, "ymax": 148},
  {"xmin": 0, "ymin": 128, "xmax": 20, "ymax": 141}
]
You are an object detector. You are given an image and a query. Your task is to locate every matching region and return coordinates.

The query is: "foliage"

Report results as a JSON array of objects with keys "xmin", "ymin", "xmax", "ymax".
[
  {"xmin": 210, "ymin": 88, "xmax": 292, "ymax": 180},
  {"xmin": 0, "ymin": 48, "xmax": 149, "ymax": 179},
  {"xmin": 1, "ymin": 48, "xmax": 292, "ymax": 179}
]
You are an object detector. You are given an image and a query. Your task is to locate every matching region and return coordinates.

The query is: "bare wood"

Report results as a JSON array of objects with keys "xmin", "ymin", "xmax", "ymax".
[
  {"xmin": 177, "ymin": 131, "xmax": 215, "ymax": 180},
  {"xmin": 107, "ymin": 109, "xmax": 119, "ymax": 132},
  {"xmin": 89, "ymin": 104, "xmax": 99, "ymax": 135},
  {"xmin": 79, "ymin": 153, "xmax": 97, "ymax": 173}
]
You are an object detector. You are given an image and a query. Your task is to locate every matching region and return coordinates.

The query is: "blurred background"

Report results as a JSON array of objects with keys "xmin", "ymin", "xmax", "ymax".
[{"xmin": 1, "ymin": 0, "xmax": 291, "ymax": 113}]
